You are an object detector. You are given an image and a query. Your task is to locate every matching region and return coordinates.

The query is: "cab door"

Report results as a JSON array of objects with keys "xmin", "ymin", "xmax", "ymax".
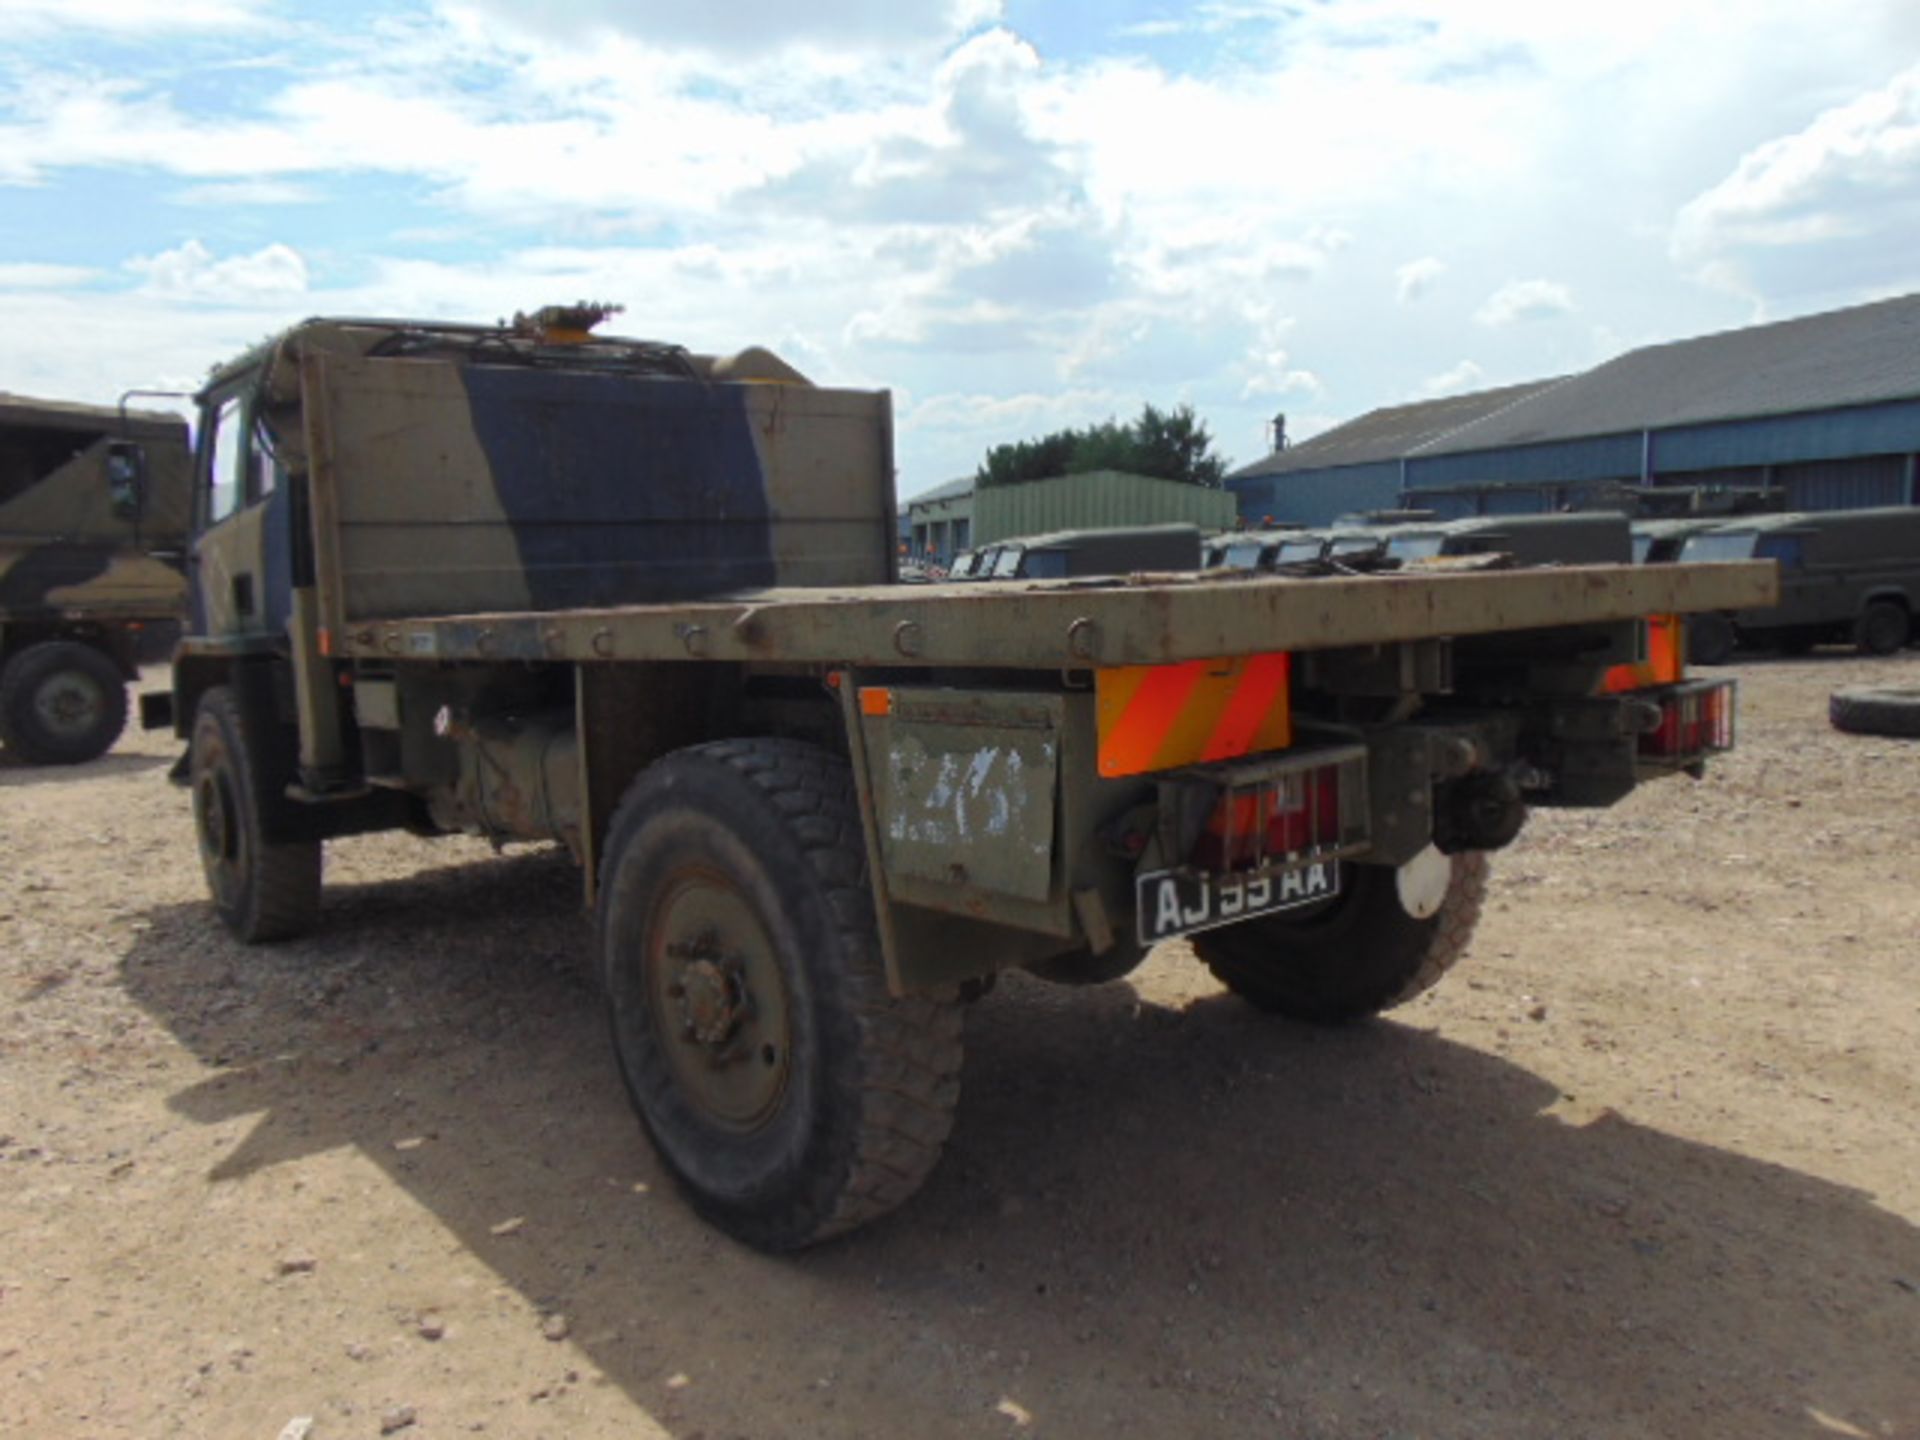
[{"xmin": 188, "ymin": 384, "xmax": 294, "ymax": 645}]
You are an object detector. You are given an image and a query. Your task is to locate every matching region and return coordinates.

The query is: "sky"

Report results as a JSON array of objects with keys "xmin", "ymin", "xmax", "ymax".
[{"xmin": 3, "ymin": 1, "xmax": 1920, "ymax": 497}]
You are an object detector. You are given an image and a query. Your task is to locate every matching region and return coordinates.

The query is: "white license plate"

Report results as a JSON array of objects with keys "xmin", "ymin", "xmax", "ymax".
[{"xmin": 1135, "ymin": 862, "xmax": 1341, "ymax": 945}]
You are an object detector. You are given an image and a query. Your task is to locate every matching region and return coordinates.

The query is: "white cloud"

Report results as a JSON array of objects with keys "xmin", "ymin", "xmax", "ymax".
[
  {"xmin": 0, "ymin": 262, "xmax": 98, "ymax": 288},
  {"xmin": 1672, "ymin": 61, "xmax": 1920, "ymax": 307},
  {"xmin": 1396, "ymin": 256, "xmax": 1446, "ymax": 303},
  {"xmin": 1474, "ymin": 279, "xmax": 1575, "ymax": 327},
  {"xmin": 0, "ymin": 0, "xmax": 262, "ymax": 36},
  {"xmin": 170, "ymin": 180, "xmax": 321, "ymax": 207},
  {"xmin": 1419, "ymin": 359, "xmax": 1486, "ymax": 397},
  {"xmin": 3, "ymin": 0, "xmax": 1920, "ymax": 492},
  {"xmin": 126, "ymin": 240, "xmax": 309, "ymax": 303},
  {"xmin": 434, "ymin": 0, "xmax": 999, "ymax": 58}
]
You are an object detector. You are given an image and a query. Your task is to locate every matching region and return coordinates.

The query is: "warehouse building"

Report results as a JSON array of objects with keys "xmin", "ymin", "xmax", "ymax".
[
  {"xmin": 903, "ymin": 476, "xmax": 974, "ymax": 562},
  {"xmin": 903, "ymin": 470, "xmax": 1236, "ymax": 563},
  {"xmin": 1229, "ymin": 292, "xmax": 1920, "ymax": 526}
]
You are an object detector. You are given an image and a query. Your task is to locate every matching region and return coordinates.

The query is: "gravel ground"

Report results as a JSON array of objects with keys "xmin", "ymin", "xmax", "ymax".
[{"xmin": 3, "ymin": 655, "xmax": 1919, "ymax": 1440}]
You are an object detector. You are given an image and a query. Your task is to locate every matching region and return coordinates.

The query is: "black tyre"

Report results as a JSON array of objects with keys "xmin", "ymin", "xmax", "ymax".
[
  {"xmin": 1829, "ymin": 686, "xmax": 1920, "ymax": 739},
  {"xmin": 1853, "ymin": 601, "xmax": 1909, "ymax": 657},
  {"xmin": 1193, "ymin": 849, "xmax": 1489, "ymax": 1024},
  {"xmin": 1686, "ymin": 613, "xmax": 1737, "ymax": 667},
  {"xmin": 190, "ymin": 685, "xmax": 322, "ymax": 942},
  {"xmin": 597, "ymin": 738, "xmax": 964, "ymax": 1251},
  {"xmin": 0, "ymin": 641, "xmax": 129, "ymax": 765}
]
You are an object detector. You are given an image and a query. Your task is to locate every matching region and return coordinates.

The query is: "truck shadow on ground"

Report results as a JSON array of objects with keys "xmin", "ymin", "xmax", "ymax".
[{"xmin": 120, "ymin": 850, "xmax": 1920, "ymax": 1440}]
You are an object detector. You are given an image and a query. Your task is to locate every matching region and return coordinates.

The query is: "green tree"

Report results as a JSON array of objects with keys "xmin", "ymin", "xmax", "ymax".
[{"xmin": 972, "ymin": 403, "xmax": 1228, "ymax": 489}]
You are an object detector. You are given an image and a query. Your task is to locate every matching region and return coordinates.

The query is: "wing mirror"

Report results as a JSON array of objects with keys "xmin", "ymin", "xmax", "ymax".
[{"xmin": 106, "ymin": 441, "xmax": 147, "ymax": 522}]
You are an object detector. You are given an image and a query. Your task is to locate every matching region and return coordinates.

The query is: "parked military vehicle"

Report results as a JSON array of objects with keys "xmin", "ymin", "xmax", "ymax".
[
  {"xmin": 978, "ymin": 522, "xmax": 1201, "ymax": 579},
  {"xmin": 1678, "ymin": 507, "xmax": 1920, "ymax": 662},
  {"xmin": 1633, "ymin": 518, "xmax": 1728, "ymax": 565},
  {"xmin": 1384, "ymin": 513, "xmax": 1633, "ymax": 567},
  {"xmin": 1, "ymin": 394, "xmax": 191, "ymax": 763},
  {"xmin": 142, "ymin": 310, "xmax": 1770, "ymax": 1250}
]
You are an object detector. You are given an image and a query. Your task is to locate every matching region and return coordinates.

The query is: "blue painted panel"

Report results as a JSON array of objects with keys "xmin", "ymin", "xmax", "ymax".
[
  {"xmin": 1406, "ymin": 433, "xmax": 1643, "ymax": 488},
  {"xmin": 1230, "ymin": 462, "xmax": 1400, "ymax": 527},
  {"xmin": 1653, "ymin": 400, "xmax": 1920, "ymax": 472}
]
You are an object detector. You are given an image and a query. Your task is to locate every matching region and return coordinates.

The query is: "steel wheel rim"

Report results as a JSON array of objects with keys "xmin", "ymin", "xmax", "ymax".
[
  {"xmin": 194, "ymin": 756, "xmax": 244, "ymax": 901},
  {"xmin": 643, "ymin": 866, "xmax": 793, "ymax": 1133},
  {"xmin": 33, "ymin": 671, "xmax": 105, "ymax": 742}
]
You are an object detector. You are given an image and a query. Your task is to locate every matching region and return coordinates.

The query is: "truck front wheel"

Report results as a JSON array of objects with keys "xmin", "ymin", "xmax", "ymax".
[
  {"xmin": 1193, "ymin": 849, "xmax": 1489, "ymax": 1023},
  {"xmin": 1854, "ymin": 601, "xmax": 1909, "ymax": 656},
  {"xmin": 190, "ymin": 686, "xmax": 321, "ymax": 942},
  {"xmin": 597, "ymin": 739, "xmax": 964, "ymax": 1251},
  {"xmin": 0, "ymin": 641, "xmax": 129, "ymax": 765}
]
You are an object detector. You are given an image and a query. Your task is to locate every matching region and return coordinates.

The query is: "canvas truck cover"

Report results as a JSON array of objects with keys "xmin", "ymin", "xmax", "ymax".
[{"xmin": 245, "ymin": 320, "xmax": 896, "ymax": 627}]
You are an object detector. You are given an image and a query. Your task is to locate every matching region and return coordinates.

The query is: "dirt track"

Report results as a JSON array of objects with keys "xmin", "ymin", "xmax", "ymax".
[{"xmin": 4, "ymin": 657, "xmax": 1919, "ymax": 1439}]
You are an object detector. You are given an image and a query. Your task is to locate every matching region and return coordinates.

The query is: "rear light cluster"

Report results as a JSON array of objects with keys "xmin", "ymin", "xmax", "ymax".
[
  {"xmin": 1191, "ymin": 750, "xmax": 1367, "ymax": 873},
  {"xmin": 1640, "ymin": 680, "xmax": 1735, "ymax": 762}
]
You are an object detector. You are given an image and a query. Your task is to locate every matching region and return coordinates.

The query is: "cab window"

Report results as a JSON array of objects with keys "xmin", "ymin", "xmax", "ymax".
[
  {"xmin": 1021, "ymin": 549, "xmax": 1070, "ymax": 579},
  {"xmin": 204, "ymin": 397, "xmax": 247, "ymax": 525}
]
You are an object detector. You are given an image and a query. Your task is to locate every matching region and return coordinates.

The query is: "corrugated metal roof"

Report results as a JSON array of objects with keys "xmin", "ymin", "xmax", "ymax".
[
  {"xmin": 1230, "ymin": 380, "xmax": 1560, "ymax": 480},
  {"xmin": 903, "ymin": 475, "xmax": 974, "ymax": 506},
  {"xmin": 1419, "ymin": 291, "xmax": 1920, "ymax": 455}
]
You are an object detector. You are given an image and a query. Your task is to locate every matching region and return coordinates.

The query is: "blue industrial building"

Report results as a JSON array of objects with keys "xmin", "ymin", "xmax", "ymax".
[{"xmin": 1229, "ymin": 292, "xmax": 1920, "ymax": 526}]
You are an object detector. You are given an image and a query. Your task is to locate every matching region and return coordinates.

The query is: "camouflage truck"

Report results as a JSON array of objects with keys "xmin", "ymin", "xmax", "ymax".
[
  {"xmin": 143, "ymin": 310, "xmax": 1772, "ymax": 1251},
  {"xmin": 1, "ymin": 394, "xmax": 191, "ymax": 763}
]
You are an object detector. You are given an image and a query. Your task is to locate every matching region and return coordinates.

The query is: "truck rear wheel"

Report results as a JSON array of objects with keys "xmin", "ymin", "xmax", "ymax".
[
  {"xmin": 190, "ymin": 685, "xmax": 322, "ymax": 942},
  {"xmin": 1193, "ymin": 849, "xmax": 1489, "ymax": 1023},
  {"xmin": 597, "ymin": 738, "xmax": 964, "ymax": 1251},
  {"xmin": 1854, "ymin": 601, "xmax": 1909, "ymax": 656},
  {"xmin": 0, "ymin": 641, "xmax": 128, "ymax": 765}
]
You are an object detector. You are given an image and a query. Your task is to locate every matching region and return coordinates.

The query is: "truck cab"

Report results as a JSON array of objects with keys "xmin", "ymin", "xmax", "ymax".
[{"xmin": 0, "ymin": 395, "xmax": 191, "ymax": 763}]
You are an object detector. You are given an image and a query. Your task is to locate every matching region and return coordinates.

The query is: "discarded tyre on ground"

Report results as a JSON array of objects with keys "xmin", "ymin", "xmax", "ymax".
[{"xmin": 1828, "ymin": 686, "xmax": 1920, "ymax": 739}]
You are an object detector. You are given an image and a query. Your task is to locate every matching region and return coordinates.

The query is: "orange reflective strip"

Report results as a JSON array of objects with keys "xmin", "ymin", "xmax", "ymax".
[
  {"xmin": 859, "ymin": 687, "xmax": 892, "ymax": 716},
  {"xmin": 1647, "ymin": 614, "xmax": 1682, "ymax": 682},
  {"xmin": 1603, "ymin": 615, "xmax": 1684, "ymax": 693},
  {"xmin": 1200, "ymin": 652, "xmax": 1290, "ymax": 762},
  {"xmin": 1100, "ymin": 661, "xmax": 1207, "ymax": 777},
  {"xmin": 1097, "ymin": 654, "xmax": 1292, "ymax": 778}
]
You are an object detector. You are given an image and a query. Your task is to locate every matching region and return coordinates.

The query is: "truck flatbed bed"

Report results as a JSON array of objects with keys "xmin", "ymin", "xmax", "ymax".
[{"xmin": 332, "ymin": 560, "xmax": 1777, "ymax": 669}]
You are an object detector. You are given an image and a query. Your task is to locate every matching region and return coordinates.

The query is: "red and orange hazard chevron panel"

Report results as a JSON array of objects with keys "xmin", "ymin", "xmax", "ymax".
[
  {"xmin": 1603, "ymin": 614, "xmax": 1685, "ymax": 694},
  {"xmin": 1094, "ymin": 653, "xmax": 1292, "ymax": 778}
]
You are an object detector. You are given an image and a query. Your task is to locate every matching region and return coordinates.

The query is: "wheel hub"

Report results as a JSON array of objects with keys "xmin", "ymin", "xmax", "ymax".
[
  {"xmin": 35, "ymin": 674, "xmax": 102, "ymax": 740},
  {"xmin": 669, "ymin": 944, "xmax": 750, "ymax": 1051},
  {"xmin": 645, "ymin": 878, "xmax": 793, "ymax": 1132}
]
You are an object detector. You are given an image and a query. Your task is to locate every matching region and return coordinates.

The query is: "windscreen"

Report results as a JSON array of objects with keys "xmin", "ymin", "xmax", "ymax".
[
  {"xmin": 1328, "ymin": 536, "xmax": 1381, "ymax": 558},
  {"xmin": 1632, "ymin": 534, "xmax": 1653, "ymax": 563},
  {"xmin": 1020, "ymin": 549, "xmax": 1070, "ymax": 579},
  {"xmin": 1274, "ymin": 539, "xmax": 1324, "ymax": 563},
  {"xmin": 1680, "ymin": 531, "xmax": 1758, "ymax": 562},
  {"xmin": 1385, "ymin": 534, "xmax": 1446, "ymax": 561},
  {"xmin": 1222, "ymin": 539, "xmax": 1267, "ymax": 570},
  {"xmin": 991, "ymin": 546, "xmax": 1024, "ymax": 578}
]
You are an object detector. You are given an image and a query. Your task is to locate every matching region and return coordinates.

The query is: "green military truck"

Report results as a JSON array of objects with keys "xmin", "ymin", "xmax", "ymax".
[
  {"xmin": 1, "ymin": 394, "xmax": 191, "ymax": 763},
  {"xmin": 141, "ymin": 311, "xmax": 1772, "ymax": 1250}
]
